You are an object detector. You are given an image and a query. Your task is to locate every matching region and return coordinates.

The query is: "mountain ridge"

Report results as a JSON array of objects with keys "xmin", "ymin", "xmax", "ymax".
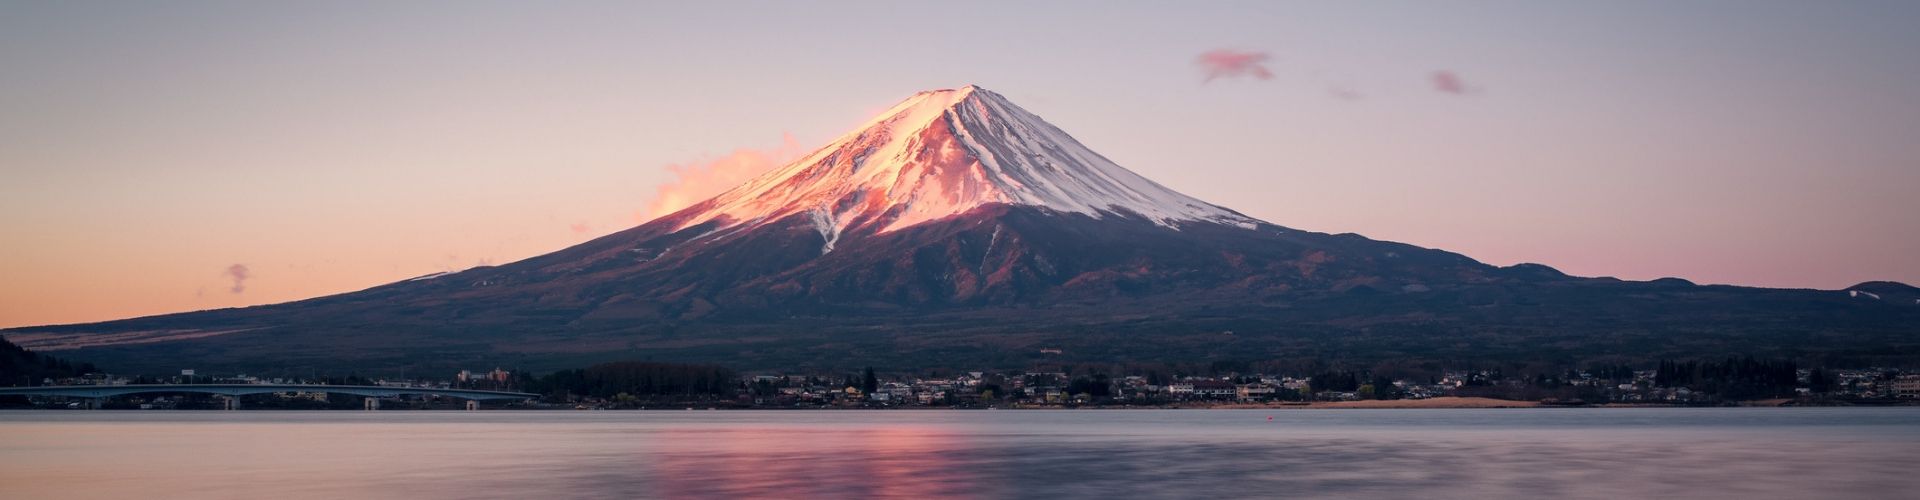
[{"xmin": 4, "ymin": 86, "xmax": 1916, "ymax": 373}]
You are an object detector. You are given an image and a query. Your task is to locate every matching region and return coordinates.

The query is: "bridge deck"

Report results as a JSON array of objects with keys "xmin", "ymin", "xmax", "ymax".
[{"xmin": 0, "ymin": 384, "xmax": 538, "ymax": 400}]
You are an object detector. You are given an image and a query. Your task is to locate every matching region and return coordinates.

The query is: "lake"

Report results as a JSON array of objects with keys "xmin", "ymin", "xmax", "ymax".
[{"xmin": 2, "ymin": 408, "xmax": 1916, "ymax": 499}]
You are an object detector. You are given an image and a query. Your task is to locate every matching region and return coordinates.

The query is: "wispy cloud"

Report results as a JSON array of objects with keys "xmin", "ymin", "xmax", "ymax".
[
  {"xmin": 1328, "ymin": 84, "xmax": 1365, "ymax": 101},
  {"xmin": 637, "ymin": 134, "xmax": 802, "ymax": 222},
  {"xmin": 1196, "ymin": 49, "xmax": 1274, "ymax": 82},
  {"xmin": 569, "ymin": 222, "xmax": 591, "ymax": 235},
  {"xmin": 1431, "ymin": 70, "xmax": 1477, "ymax": 95},
  {"xmin": 224, "ymin": 264, "xmax": 250, "ymax": 294}
]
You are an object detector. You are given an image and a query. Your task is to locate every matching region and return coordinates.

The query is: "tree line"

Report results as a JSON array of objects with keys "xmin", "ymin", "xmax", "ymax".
[
  {"xmin": 525, "ymin": 361, "xmax": 736, "ymax": 399},
  {"xmin": 1655, "ymin": 357, "xmax": 1800, "ymax": 400}
]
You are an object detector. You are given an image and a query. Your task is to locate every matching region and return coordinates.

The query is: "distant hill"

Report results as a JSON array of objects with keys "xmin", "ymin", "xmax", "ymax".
[{"xmin": 0, "ymin": 335, "xmax": 97, "ymax": 387}]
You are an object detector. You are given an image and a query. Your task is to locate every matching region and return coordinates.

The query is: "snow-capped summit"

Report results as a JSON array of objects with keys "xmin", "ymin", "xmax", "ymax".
[{"xmin": 671, "ymin": 85, "xmax": 1260, "ymax": 252}]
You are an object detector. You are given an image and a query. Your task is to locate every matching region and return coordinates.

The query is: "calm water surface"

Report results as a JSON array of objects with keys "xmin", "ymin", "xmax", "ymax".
[{"xmin": 2, "ymin": 408, "xmax": 1916, "ymax": 499}]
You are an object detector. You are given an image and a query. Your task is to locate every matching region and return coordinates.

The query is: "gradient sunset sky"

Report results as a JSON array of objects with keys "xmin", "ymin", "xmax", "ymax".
[{"xmin": 3, "ymin": 1, "xmax": 1917, "ymax": 328}]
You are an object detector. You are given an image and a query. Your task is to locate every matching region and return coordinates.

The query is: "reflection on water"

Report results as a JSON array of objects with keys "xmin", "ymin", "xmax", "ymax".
[
  {"xmin": 648, "ymin": 426, "xmax": 972, "ymax": 498},
  {"xmin": 2, "ymin": 408, "xmax": 1917, "ymax": 499}
]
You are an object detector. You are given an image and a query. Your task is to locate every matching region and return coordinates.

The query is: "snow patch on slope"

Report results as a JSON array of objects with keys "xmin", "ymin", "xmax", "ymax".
[{"xmin": 807, "ymin": 208, "xmax": 841, "ymax": 254}]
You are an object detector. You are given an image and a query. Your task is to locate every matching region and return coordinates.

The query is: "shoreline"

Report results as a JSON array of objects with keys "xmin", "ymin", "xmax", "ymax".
[
  {"xmin": 1197, "ymin": 397, "xmax": 1540, "ymax": 409},
  {"xmin": 12, "ymin": 396, "xmax": 1915, "ymax": 411}
]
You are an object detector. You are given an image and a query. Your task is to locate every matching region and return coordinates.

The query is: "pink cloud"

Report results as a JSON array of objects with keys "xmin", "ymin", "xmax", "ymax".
[
  {"xmin": 1431, "ymin": 70, "xmax": 1476, "ymax": 95},
  {"xmin": 569, "ymin": 222, "xmax": 591, "ymax": 235},
  {"xmin": 224, "ymin": 264, "xmax": 250, "ymax": 294},
  {"xmin": 637, "ymin": 134, "xmax": 802, "ymax": 222},
  {"xmin": 1196, "ymin": 49, "xmax": 1274, "ymax": 82}
]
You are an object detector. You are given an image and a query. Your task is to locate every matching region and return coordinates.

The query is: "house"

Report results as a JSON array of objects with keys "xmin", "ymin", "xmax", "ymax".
[
  {"xmin": 1236, "ymin": 384, "xmax": 1277, "ymax": 401},
  {"xmin": 881, "ymin": 382, "xmax": 914, "ymax": 400},
  {"xmin": 1192, "ymin": 380, "xmax": 1236, "ymax": 399},
  {"xmin": 1894, "ymin": 376, "xmax": 1920, "ymax": 399}
]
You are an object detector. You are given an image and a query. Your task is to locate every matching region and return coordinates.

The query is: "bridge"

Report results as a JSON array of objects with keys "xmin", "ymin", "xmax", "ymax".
[{"xmin": 0, "ymin": 384, "xmax": 538, "ymax": 410}]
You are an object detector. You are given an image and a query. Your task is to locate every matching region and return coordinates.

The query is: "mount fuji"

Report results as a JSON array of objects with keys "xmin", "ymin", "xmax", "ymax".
[{"xmin": 7, "ymin": 86, "xmax": 1916, "ymax": 373}]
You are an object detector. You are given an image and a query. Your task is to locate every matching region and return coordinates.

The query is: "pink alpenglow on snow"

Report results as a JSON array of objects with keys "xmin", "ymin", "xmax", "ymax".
[
  {"xmin": 670, "ymin": 85, "xmax": 1259, "ymax": 254},
  {"xmin": 1197, "ymin": 50, "xmax": 1274, "ymax": 82}
]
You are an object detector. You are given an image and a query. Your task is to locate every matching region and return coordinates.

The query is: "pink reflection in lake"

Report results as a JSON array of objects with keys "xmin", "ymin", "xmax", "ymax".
[{"xmin": 646, "ymin": 425, "xmax": 973, "ymax": 498}]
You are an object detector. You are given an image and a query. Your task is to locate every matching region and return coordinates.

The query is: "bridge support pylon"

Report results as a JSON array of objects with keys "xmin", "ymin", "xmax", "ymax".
[
  {"xmin": 364, "ymin": 397, "xmax": 380, "ymax": 411},
  {"xmin": 465, "ymin": 399, "xmax": 479, "ymax": 411},
  {"xmin": 222, "ymin": 396, "xmax": 241, "ymax": 410},
  {"xmin": 83, "ymin": 397, "xmax": 102, "ymax": 410}
]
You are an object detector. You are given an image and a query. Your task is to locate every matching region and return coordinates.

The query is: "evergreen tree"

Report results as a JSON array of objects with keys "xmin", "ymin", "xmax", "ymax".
[
  {"xmin": 1370, "ymin": 376, "xmax": 1399, "ymax": 400},
  {"xmin": 1808, "ymin": 368, "xmax": 1833, "ymax": 394}
]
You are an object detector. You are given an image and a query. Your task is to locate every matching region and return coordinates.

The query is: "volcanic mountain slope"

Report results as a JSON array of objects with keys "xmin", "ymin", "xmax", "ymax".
[{"xmin": 7, "ymin": 86, "xmax": 1917, "ymax": 373}]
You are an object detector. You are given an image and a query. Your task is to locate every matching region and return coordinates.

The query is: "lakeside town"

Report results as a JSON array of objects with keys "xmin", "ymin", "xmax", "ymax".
[{"xmin": 10, "ymin": 361, "xmax": 1920, "ymax": 410}]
